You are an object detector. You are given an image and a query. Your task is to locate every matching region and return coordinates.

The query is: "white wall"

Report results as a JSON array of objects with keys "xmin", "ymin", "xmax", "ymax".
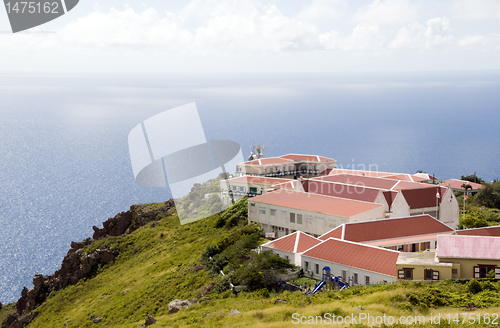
[
  {"xmin": 388, "ymin": 192, "xmax": 411, "ymax": 218},
  {"xmin": 301, "ymin": 255, "xmax": 397, "ymax": 285},
  {"xmin": 439, "ymin": 187, "xmax": 459, "ymax": 229},
  {"xmin": 261, "ymin": 246, "xmax": 297, "ymax": 265},
  {"xmin": 248, "ymin": 201, "xmax": 348, "ymax": 236},
  {"xmin": 349, "ymin": 206, "xmax": 386, "ymax": 223}
]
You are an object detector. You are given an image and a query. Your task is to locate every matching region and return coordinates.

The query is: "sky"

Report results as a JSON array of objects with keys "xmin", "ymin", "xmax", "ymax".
[{"xmin": 0, "ymin": 0, "xmax": 499, "ymax": 73}]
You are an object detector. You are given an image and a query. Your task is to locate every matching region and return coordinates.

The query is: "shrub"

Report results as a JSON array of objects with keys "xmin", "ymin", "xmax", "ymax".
[{"xmin": 467, "ymin": 279, "xmax": 482, "ymax": 294}]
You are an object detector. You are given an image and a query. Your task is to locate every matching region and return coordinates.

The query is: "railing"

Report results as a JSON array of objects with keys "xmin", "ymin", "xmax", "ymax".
[{"xmin": 237, "ymin": 170, "xmax": 321, "ymax": 178}]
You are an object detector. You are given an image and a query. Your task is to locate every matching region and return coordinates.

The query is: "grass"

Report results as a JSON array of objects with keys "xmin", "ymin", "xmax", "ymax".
[
  {"xmin": 0, "ymin": 303, "xmax": 15, "ymax": 324},
  {"xmin": 4, "ymin": 201, "xmax": 500, "ymax": 327}
]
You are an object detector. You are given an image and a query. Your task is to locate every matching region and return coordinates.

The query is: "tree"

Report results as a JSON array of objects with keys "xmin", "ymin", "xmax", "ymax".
[
  {"xmin": 462, "ymin": 183, "xmax": 472, "ymax": 192},
  {"xmin": 476, "ymin": 182, "xmax": 500, "ymax": 209},
  {"xmin": 461, "ymin": 174, "xmax": 485, "ymax": 184}
]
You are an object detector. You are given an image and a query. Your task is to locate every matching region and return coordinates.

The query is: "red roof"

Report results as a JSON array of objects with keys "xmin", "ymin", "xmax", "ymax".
[
  {"xmin": 317, "ymin": 174, "xmax": 398, "ymax": 190},
  {"xmin": 455, "ymin": 226, "xmax": 500, "ymax": 237},
  {"xmin": 383, "ymin": 191, "xmax": 398, "ymax": 207},
  {"xmin": 302, "ymin": 238, "xmax": 399, "ymax": 277},
  {"xmin": 262, "ymin": 231, "xmax": 321, "ymax": 253},
  {"xmin": 319, "ymin": 225, "xmax": 343, "ymax": 240},
  {"xmin": 328, "ymin": 169, "xmax": 390, "ymax": 178},
  {"xmin": 437, "ymin": 235, "xmax": 500, "ymax": 260},
  {"xmin": 250, "ymin": 190, "xmax": 384, "ymax": 218},
  {"xmin": 280, "ymin": 154, "xmax": 335, "ymax": 162},
  {"xmin": 401, "ymin": 187, "xmax": 444, "ymax": 209},
  {"xmin": 243, "ymin": 157, "xmax": 294, "ymax": 166},
  {"xmin": 228, "ymin": 176, "xmax": 293, "ymax": 186},
  {"xmin": 319, "ymin": 215, "xmax": 453, "ymax": 242},
  {"xmin": 383, "ymin": 174, "xmax": 428, "ymax": 183},
  {"xmin": 304, "ymin": 180, "xmax": 381, "ymax": 203},
  {"xmin": 439, "ymin": 179, "xmax": 483, "ymax": 190}
]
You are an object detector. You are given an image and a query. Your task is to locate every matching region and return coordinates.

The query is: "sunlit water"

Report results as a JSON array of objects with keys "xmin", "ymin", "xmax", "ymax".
[{"xmin": 1, "ymin": 71, "xmax": 499, "ymax": 303}]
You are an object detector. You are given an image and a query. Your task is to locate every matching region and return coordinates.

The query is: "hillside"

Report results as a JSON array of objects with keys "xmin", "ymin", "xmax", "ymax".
[{"xmin": 2, "ymin": 200, "xmax": 500, "ymax": 327}]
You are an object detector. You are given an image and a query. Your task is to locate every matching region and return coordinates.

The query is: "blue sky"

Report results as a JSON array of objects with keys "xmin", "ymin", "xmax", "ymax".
[{"xmin": 0, "ymin": 0, "xmax": 499, "ymax": 72}]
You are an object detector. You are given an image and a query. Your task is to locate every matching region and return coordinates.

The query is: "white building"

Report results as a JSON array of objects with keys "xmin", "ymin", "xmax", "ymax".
[
  {"xmin": 301, "ymin": 238, "xmax": 399, "ymax": 285},
  {"xmin": 248, "ymin": 190, "xmax": 386, "ymax": 237}
]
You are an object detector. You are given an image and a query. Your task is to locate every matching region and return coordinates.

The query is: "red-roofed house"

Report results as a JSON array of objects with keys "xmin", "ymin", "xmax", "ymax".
[
  {"xmin": 248, "ymin": 190, "xmax": 386, "ymax": 237},
  {"xmin": 301, "ymin": 238, "xmax": 400, "ymax": 284},
  {"xmin": 312, "ymin": 174, "xmax": 459, "ymax": 228},
  {"xmin": 439, "ymin": 179, "xmax": 483, "ymax": 194},
  {"xmin": 397, "ymin": 235, "xmax": 500, "ymax": 281},
  {"xmin": 302, "ymin": 180, "xmax": 410, "ymax": 218},
  {"xmin": 319, "ymin": 215, "xmax": 454, "ymax": 252},
  {"xmin": 261, "ymin": 231, "xmax": 321, "ymax": 265},
  {"xmin": 236, "ymin": 154, "xmax": 336, "ymax": 178}
]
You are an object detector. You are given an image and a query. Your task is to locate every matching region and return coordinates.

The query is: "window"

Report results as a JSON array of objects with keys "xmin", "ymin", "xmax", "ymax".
[
  {"xmin": 250, "ymin": 187, "xmax": 257, "ymax": 194},
  {"xmin": 315, "ymin": 264, "xmax": 319, "ymax": 275},
  {"xmin": 297, "ymin": 214, "xmax": 303, "ymax": 224},
  {"xmin": 341, "ymin": 270, "xmax": 347, "ymax": 280},
  {"xmin": 452, "ymin": 269, "xmax": 458, "ymax": 275},
  {"xmin": 259, "ymin": 207, "xmax": 266, "ymax": 214},
  {"xmin": 305, "ymin": 261, "xmax": 309, "ymax": 271},
  {"xmin": 353, "ymin": 273, "xmax": 358, "ymax": 285},
  {"xmin": 285, "ymin": 255, "xmax": 289, "ymax": 260},
  {"xmin": 398, "ymin": 268, "xmax": 413, "ymax": 280},
  {"xmin": 424, "ymin": 269, "xmax": 433, "ymax": 280},
  {"xmin": 250, "ymin": 203, "xmax": 255, "ymax": 212},
  {"xmin": 365, "ymin": 276, "xmax": 370, "ymax": 285},
  {"xmin": 270, "ymin": 209, "xmax": 276, "ymax": 216},
  {"xmin": 290, "ymin": 213, "xmax": 295, "ymax": 223},
  {"xmin": 474, "ymin": 265, "xmax": 496, "ymax": 278},
  {"xmin": 281, "ymin": 210, "xmax": 287, "ymax": 219},
  {"xmin": 383, "ymin": 280, "xmax": 387, "ymax": 284}
]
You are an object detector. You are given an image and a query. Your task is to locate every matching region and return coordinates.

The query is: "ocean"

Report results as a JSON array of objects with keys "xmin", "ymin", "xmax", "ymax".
[{"xmin": 0, "ymin": 71, "xmax": 499, "ymax": 303}]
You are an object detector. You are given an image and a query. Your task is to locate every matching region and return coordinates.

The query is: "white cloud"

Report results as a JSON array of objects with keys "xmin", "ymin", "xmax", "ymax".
[
  {"xmin": 458, "ymin": 35, "xmax": 487, "ymax": 48},
  {"xmin": 424, "ymin": 17, "xmax": 453, "ymax": 49},
  {"xmin": 451, "ymin": 0, "xmax": 500, "ymax": 20},
  {"xmin": 354, "ymin": 0, "xmax": 419, "ymax": 25},
  {"xmin": 0, "ymin": 1, "xmax": 498, "ymax": 72},
  {"xmin": 297, "ymin": 0, "xmax": 344, "ymax": 23}
]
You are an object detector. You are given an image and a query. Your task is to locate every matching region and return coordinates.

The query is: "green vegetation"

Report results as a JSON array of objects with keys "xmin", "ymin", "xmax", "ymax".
[
  {"xmin": 4, "ymin": 199, "xmax": 500, "ymax": 327},
  {"xmin": 476, "ymin": 181, "xmax": 500, "ymax": 209},
  {"xmin": 461, "ymin": 174, "xmax": 485, "ymax": 185},
  {"xmin": 0, "ymin": 303, "xmax": 15, "ymax": 325},
  {"xmin": 456, "ymin": 190, "xmax": 500, "ymax": 229}
]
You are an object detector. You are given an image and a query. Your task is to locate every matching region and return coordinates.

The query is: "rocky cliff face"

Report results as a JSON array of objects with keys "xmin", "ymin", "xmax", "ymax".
[{"xmin": 2, "ymin": 200, "xmax": 175, "ymax": 328}]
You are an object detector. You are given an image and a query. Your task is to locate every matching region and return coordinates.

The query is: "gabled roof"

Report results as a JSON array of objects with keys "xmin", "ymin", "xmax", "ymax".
[
  {"xmin": 250, "ymin": 190, "xmax": 384, "ymax": 218},
  {"xmin": 383, "ymin": 174, "xmax": 428, "ymax": 183},
  {"xmin": 317, "ymin": 174, "xmax": 436, "ymax": 191},
  {"xmin": 437, "ymin": 235, "xmax": 500, "ymax": 260},
  {"xmin": 400, "ymin": 186, "xmax": 448, "ymax": 209},
  {"xmin": 455, "ymin": 226, "xmax": 500, "ymax": 237},
  {"xmin": 303, "ymin": 180, "xmax": 382, "ymax": 203},
  {"xmin": 318, "ymin": 215, "xmax": 453, "ymax": 242},
  {"xmin": 302, "ymin": 238, "xmax": 399, "ymax": 277},
  {"xmin": 439, "ymin": 179, "xmax": 483, "ymax": 190},
  {"xmin": 261, "ymin": 231, "xmax": 321, "ymax": 254}
]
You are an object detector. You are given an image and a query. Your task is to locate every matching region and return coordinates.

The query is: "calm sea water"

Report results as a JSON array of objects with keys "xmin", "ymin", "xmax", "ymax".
[{"xmin": 1, "ymin": 71, "xmax": 499, "ymax": 303}]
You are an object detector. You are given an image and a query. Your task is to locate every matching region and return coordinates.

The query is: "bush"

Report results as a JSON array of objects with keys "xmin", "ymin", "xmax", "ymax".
[{"xmin": 467, "ymin": 279, "xmax": 482, "ymax": 294}]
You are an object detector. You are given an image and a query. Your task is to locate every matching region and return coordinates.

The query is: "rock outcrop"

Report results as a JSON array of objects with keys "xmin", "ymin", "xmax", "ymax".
[
  {"xmin": 168, "ymin": 299, "xmax": 191, "ymax": 314},
  {"xmin": 2, "ymin": 200, "xmax": 176, "ymax": 328}
]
